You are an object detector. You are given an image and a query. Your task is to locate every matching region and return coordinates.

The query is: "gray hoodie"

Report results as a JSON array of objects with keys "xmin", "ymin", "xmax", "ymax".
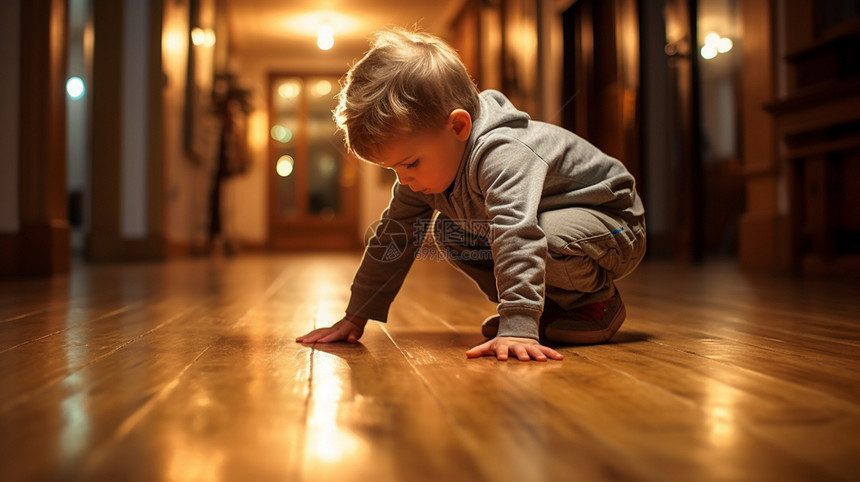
[{"xmin": 346, "ymin": 90, "xmax": 644, "ymax": 339}]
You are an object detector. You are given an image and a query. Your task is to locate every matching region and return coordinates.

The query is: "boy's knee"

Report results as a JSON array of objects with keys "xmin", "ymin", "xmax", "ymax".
[
  {"xmin": 542, "ymin": 210, "xmax": 646, "ymax": 292},
  {"xmin": 546, "ymin": 252, "xmax": 609, "ymax": 293}
]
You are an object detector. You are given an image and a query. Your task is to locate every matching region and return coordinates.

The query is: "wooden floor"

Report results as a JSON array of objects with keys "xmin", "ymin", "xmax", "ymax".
[{"xmin": 1, "ymin": 254, "xmax": 859, "ymax": 481}]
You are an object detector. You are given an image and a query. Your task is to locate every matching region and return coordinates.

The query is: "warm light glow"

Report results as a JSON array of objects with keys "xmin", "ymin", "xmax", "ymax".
[
  {"xmin": 313, "ymin": 80, "xmax": 332, "ymax": 97},
  {"xmin": 167, "ymin": 434, "xmax": 225, "ymax": 481},
  {"xmin": 317, "ymin": 24, "xmax": 334, "ymax": 50},
  {"xmin": 318, "ymin": 155, "xmax": 336, "ymax": 174},
  {"xmin": 191, "ymin": 27, "xmax": 205, "ymax": 46},
  {"xmin": 163, "ymin": 30, "xmax": 184, "ymax": 56},
  {"xmin": 247, "ymin": 110, "xmax": 268, "ymax": 151},
  {"xmin": 305, "ymin": 353, "xmax": 364, "ymax": 464},
  {"xmin": 706, "ymin": 381, "xmax": 738, "ymax": 446},
  {"xmin": 204, "ymin": 29, "xmax": 216, "ymax": 47},
  {"xmin": 701, "ymin": 32, "xmax": 732, "ymax": 60},
  {"xmin": 284, "ymin": 11, "xmax": 362, "ymax": 37},
  {"xmin": 271, "ymin": 125, "xmax": 293, "ymax": 143},
  {"xmin": 704, "ymin": 32, "xmax": 721, "ymax": 47},
  {"xmin": 191, "ymin": 27, "xmax": 216, "ymax": 47},
  {"xmin": 66, "ymin": 77, "xmax": 85, "ymax": 100},
  {"xmin": 278, "ymin": 81, "xmax": 301, "ymax": 99},
  {"xmin": 276, "ymin": 155, "xmax": 295, "ymax": 177}
]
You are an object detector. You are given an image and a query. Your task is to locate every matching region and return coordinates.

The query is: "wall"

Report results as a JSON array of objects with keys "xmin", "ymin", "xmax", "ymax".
[
  {"xmin": 121, "ymin": 0, "xmax": 150, "ymax": 239},
  {"xmin": 162, "ymin": 0, "xmax": 219, "ymax": 249},
  {"xmin": 0, "ymin": 0, "xmax": 20, "ymax": 233},
  {"xmin": 88, "ymin": 0, "xmax": 165, "ymax": 261},
  {"xmin": 162, "ymin": 0, "xmax": 193, "ymax": 246}
]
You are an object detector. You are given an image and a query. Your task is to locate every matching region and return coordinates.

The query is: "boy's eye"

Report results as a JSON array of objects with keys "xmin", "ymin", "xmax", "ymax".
[{"xmin": 405, "ymin": 160, "xmax": 419, "ymax": 169}]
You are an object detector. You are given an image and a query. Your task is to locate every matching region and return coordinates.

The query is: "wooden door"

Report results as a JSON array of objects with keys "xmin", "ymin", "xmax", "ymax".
[
  {"xmin": 267, "ymin": 73, "xmax": 360, "ymax": 250},
  {"xmin": 561, "ymin": 0, "xmax": 642, "ymax": 193}
]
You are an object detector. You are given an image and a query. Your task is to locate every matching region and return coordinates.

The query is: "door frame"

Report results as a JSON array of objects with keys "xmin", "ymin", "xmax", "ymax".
[{"xmin": 1, "ymin": 0, "xmax": 70, "ymax": 276}]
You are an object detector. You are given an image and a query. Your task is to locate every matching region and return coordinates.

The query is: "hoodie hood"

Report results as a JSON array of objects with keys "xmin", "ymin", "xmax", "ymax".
[{"xmin": 469, "ymin": 90, "xmax": 531, "ymax": 142}]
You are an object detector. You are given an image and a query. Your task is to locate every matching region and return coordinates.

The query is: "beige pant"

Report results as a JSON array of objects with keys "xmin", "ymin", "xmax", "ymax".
[{"xmin": 431, "ymin": 208, "xmax": 646, "ymax": 310}]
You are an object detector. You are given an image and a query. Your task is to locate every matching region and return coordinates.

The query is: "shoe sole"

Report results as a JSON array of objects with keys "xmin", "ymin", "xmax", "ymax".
[{"xmin": 544, "ymin": 302, "xmax": 626, "ymax": 345}]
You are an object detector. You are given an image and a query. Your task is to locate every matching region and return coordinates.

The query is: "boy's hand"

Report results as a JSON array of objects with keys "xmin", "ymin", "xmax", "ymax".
[
  {"xmin": 296, "ymin": 316, "xmax": 368, "ymax": 345},
  {"xmin": 466, "ymin": 337, "xmax": 563, "ymax": 362}
]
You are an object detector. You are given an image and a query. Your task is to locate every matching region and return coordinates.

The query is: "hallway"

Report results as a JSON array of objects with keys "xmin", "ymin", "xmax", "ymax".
[{"xmin": 2, "ymin": 255, "xmax": 858, "ymax": 480}]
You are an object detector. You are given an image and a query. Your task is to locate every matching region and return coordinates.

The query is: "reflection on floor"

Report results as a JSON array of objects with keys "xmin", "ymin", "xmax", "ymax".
[{"xmin": 1, "ymin": 254, "xmax": 859, "ymax": 481}]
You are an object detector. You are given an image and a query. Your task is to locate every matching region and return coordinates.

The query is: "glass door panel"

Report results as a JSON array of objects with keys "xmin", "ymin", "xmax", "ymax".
[
  {"xmin": 306, "ymin": 77, "xmax": 342, "ymax": 218},
  {"xmin": 271, "ymin": 77, "xmax": 302, "ymax": 218}
]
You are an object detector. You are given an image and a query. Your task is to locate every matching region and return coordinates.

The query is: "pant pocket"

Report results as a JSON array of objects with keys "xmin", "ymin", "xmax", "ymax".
[{"xmin": 565, "ymin": 222, "xmax": 646, "ymax": 281}]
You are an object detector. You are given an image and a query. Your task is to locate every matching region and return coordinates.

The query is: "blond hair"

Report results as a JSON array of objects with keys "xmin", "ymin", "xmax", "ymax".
[{"xmin": 334, "ymin": 28, "xmax": 480, "ymax": 162}]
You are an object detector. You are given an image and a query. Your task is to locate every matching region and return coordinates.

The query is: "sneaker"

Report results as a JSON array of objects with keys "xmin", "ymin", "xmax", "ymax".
[
  {"xmin": 480, "ymin": 296, "xmax": 625, "ymax": 344},
  {"xmin": 543, "ymin": 295, "xmax": 626, "ymax": 345}
]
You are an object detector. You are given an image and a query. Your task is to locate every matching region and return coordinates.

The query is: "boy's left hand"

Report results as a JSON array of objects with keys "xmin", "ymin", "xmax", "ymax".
[{"xmin": 466, "ymin": 337, "xmax": 563, "ymax": 362}]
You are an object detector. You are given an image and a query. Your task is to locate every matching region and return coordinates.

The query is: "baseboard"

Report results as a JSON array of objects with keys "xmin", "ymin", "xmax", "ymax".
[
  {"xmin": 0, "ymin": 231, "xmax": 21, "ymax": 275},
  {"xmin": 0, "ymin": 220, "xmax": 71, "ymax": 276},
  {"xmin": 738, "ymin": 212, "xmax": 791, "ymax": 272},
  {"xmin": 86, "ymin": 231, "xmax": 167, "ymax": 262}
]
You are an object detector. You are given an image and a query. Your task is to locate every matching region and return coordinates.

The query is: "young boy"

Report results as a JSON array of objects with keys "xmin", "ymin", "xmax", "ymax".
[{"xmin": 296, "ymin": 29, "xmax": 646, "ymax": 362}]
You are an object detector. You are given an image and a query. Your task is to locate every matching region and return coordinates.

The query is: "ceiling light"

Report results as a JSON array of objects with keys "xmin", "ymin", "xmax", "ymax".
[{"xmin": 317, "ymin": 24, "xmax": 334, "ymax": 50}]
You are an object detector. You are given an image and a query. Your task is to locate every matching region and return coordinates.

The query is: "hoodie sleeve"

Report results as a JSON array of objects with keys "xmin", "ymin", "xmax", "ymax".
[
  {"xmin": 345, "ymin": 182, "xmax": 434, "ymax": 322},
  {"xmin": 475, "ymin": 137, "xmax": 549, "ymax": 340}
]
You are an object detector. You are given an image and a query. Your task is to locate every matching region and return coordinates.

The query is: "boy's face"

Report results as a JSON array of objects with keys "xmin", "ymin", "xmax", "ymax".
[{"xmin": 374, "ymin": 110, "xmax": 472, "ymax": 194}]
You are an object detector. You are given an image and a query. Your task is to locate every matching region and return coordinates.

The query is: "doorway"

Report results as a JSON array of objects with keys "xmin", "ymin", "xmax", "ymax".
[
  {"xmin": 67, "ymin": 0, "xmax": 92, "ymax": 259},
  {"xmin": 639, "ymin": 0, "xmax": 745, "ymax": 261},
  {"xmin": 267, "ymin": 73, "xmax": 360, "ymax": 250},
  {"xmin": 561, "ymin": 0, "xmax": 745, "ymax": 262}
]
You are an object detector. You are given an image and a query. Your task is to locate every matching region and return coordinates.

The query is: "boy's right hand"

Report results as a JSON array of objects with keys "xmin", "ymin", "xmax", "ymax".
[{"xmin": 296, "ymin": 315, "xmax": 368, "ymax": 344}]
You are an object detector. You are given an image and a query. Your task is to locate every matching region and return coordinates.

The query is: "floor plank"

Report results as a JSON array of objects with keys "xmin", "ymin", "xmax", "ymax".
[
  {"xmin": 1, "ymin": 254, "xmax": 859, "ymax": 481},
  {"xmin": 391, "ymin": 261, "xmax": 857, "ymax": 481}
]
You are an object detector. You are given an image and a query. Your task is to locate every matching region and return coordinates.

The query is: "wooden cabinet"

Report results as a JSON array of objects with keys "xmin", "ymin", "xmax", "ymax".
[{"xmin": 767, "ymin": 1, "xmax": 860, "ymax": 274}]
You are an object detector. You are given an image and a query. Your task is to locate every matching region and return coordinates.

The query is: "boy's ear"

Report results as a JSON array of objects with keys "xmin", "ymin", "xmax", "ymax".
[{"xmin": 448, "ymin": 109, "xmax": 472, "ymax": 141}]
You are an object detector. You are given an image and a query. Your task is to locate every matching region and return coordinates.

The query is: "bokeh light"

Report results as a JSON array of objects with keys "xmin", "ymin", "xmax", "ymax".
[
  {"xmin": 278, "ymin": 81, "xmax": 301, "ymax": 99},
  {"xmin": 66, "ymin": 77, "xmax": 85, "ymax": 100},
  {"xmin": 314, "ymin": 80, "xmax": 332, "ymax": 97},
  {"xmin": 270, "ymin": 125, "xmax": 293, "ymax": 143},
  {"xmin": 276, "ymin": 155, "xmax": 295, "ymax": 177}
]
